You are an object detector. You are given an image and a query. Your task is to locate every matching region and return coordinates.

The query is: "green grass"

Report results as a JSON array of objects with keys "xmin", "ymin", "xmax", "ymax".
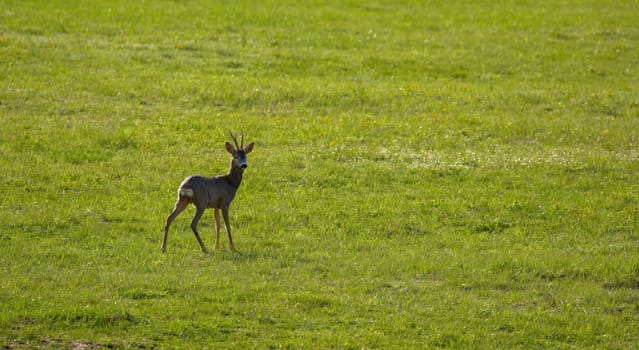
[{"xmin": 1, "ymin": 0, "xmax": 638, "ymax": 348}]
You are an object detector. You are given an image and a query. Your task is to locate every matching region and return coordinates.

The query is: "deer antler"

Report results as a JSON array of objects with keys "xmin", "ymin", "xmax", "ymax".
[
  {"xmin": 228, "ymin": 131, "xmax": 240, "ymax": 150},
  {"xmin": 240, "ymin": 131, "xmax": 244, "ymax": 149}
]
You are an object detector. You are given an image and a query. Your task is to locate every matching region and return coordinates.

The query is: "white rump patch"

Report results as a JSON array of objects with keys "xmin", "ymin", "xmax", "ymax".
[{"xmin": 179, "ymin": 188, "xmax": 194, "ymax": 198}]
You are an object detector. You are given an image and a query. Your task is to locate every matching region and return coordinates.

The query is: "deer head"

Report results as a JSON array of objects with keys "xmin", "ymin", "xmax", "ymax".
[{"xmin": 226, "ymin": 131, "xmax": 254, "ymax": 169}]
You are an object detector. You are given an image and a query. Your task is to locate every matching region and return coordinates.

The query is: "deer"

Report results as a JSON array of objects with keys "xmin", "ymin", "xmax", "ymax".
[{"xmin": 162, "ymin": 131, "xmax": 254, "ymax": 254}]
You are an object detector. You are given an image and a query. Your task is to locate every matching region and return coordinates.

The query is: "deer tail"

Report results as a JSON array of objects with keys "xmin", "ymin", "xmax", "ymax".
[{"xmin": 178, "ymin": 187, "xmax": 194, "ymax": 198}]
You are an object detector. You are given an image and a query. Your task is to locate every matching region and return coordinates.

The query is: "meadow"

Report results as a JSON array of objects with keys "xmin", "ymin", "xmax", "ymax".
[{"xmin": 1, "ymin": 0, "xmax": 638, "ymax": 348}]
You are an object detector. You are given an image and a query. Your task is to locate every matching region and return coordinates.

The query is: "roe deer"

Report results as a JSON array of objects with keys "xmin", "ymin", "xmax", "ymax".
[{"xmin": 162, "ymin": 132, "xmax": 254, "ymax": 253}]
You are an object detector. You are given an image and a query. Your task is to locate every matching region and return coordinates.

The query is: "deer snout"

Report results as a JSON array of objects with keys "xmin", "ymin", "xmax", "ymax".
[{"xmin": 241, "ymin": 164, "xmax": 248, "ymax": 169}]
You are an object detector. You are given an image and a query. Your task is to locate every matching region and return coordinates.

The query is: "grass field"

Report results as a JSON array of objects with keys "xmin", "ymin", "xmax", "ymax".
[{"xmin": 1, "ymin": 0, "xmax": 638, "ymax": 348}]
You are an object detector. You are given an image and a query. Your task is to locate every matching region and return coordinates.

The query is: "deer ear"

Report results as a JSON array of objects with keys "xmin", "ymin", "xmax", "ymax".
[
  {"xmin": 225, "ymin": 142, "xmax": 235, "ymax": 154},
  {"xmin": 244, "ymin": 142, "xmax": 254, "ymax": 154}
]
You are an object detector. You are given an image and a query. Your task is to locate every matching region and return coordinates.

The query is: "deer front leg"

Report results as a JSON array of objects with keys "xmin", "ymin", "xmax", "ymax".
[
  {"xmin": 214, "ymin": 208, "xmax": 221, "ymax": 251},
  {"xmin": 190, "ymin": 207, "xmax": 209, "ymax": 254},
  {"xmin": 221, "ymin": 206, "xmax": 235, "ymax": 251}
]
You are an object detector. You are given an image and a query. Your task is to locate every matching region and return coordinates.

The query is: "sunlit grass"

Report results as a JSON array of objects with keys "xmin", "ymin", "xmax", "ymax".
[{"xmin": 1, "ymin": 0, "xmax": 638, "ymax": 348}]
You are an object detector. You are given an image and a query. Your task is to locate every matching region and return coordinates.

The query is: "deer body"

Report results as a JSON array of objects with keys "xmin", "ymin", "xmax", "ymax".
[
  {"xmin": 178, "ymin": 172, "xmax": 241, "ymax": 211},
  {"xmin": 162, "ymin": 133, "xmax": 254, "ymax": 253}
]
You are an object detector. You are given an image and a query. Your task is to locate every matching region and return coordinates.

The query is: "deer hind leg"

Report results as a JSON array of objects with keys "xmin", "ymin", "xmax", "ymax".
[
  {"xmin": 190, "ymin": 206, "xmax": 209, "ymax": 254},
  {"xmin": 221, "ymin": 206, "xmax": 235, "ymax": 251},
  {"xmin": 162, "ymin": 197, "xmax": 189, "ymax": 253},
  {"xmin": 214, "ymin": 208, "xmax": 221, "ymax": 251}
]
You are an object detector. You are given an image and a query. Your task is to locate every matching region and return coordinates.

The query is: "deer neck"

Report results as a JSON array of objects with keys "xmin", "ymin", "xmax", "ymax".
[{"xmin": 225, "ymin": 163, "xmax": 244, "ymax": 189}]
